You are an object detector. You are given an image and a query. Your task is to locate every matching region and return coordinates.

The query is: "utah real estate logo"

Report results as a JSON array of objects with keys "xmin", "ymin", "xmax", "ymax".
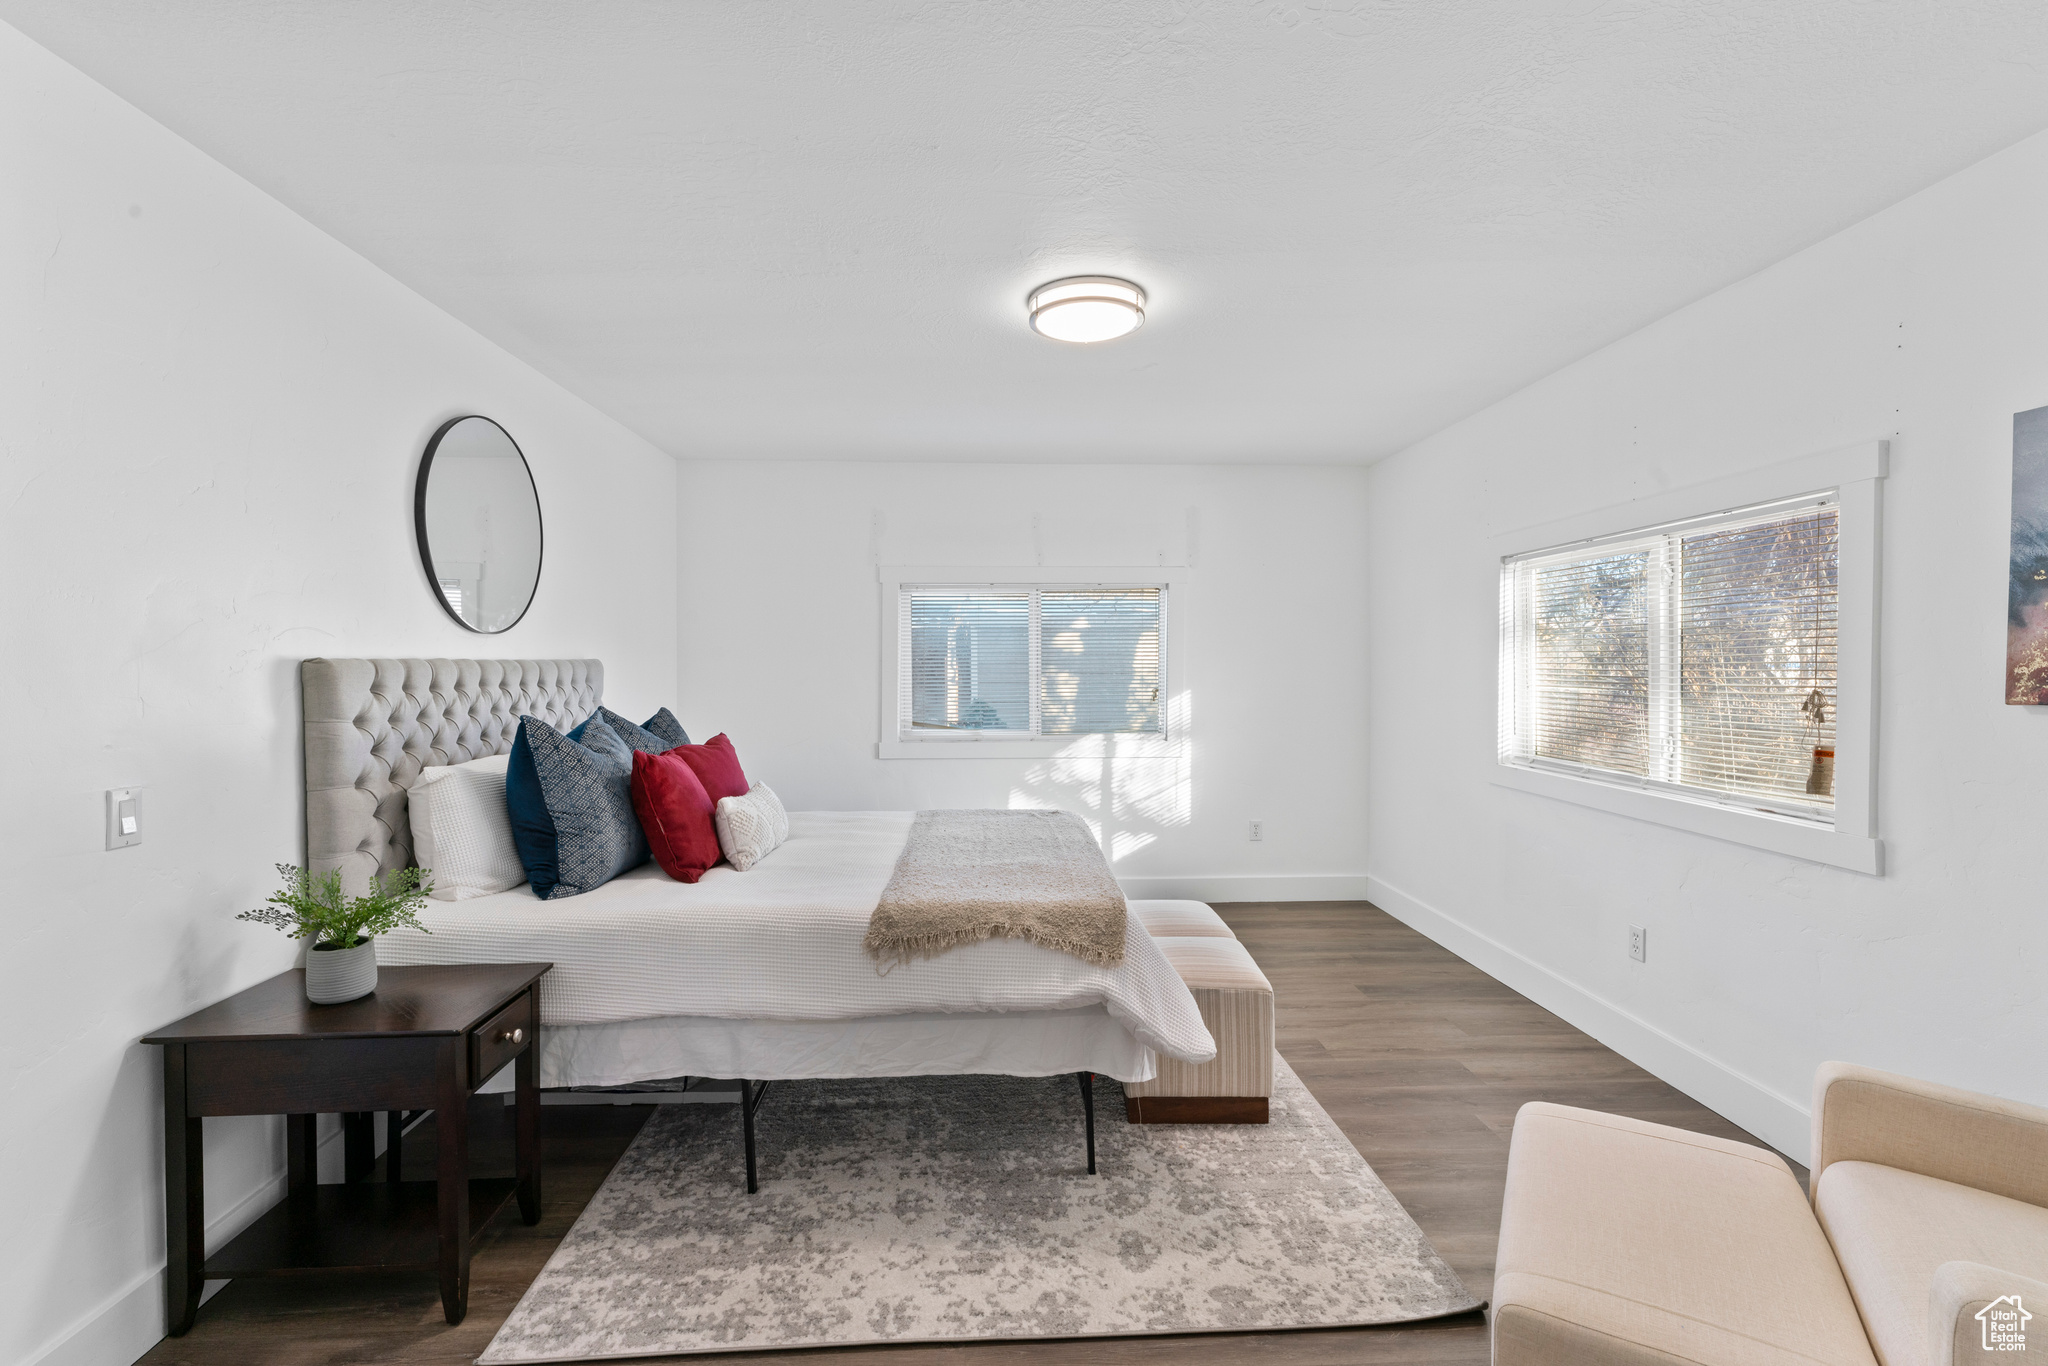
[{"xmin": 1981, "ymin": 1295, "xmax": 2032, "ymax": 1353}]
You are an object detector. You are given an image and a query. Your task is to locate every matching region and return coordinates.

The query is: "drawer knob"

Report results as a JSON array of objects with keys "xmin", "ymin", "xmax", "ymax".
[{"xmin": 500, "ymin": 1027, "xmax": 524, "ymax": 1044}]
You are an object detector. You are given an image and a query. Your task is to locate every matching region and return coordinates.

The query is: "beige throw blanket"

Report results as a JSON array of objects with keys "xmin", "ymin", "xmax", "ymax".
[{"xmin": 864, "ymin": 809, "xmax": 1128, "ymax": 969}]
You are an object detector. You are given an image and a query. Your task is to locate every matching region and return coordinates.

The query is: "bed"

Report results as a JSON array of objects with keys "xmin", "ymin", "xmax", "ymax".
[{"xmin": 301, "ymin": 657, "xmax": 1216, "ymax": 1180}]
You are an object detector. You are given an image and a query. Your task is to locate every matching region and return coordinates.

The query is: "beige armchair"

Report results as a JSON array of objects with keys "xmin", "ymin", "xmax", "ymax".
[
  {"xmin": 1931, "ymin": 1262, "xmax": 2048, "ymax": 1364},
  {"xmin": 1492, "ymin": 1062, "xmax": 2048, "ymax": 1366},
  {"xmin": 1810, "ymin": 1063, "xmax": 2048, "ymax": 1366}
]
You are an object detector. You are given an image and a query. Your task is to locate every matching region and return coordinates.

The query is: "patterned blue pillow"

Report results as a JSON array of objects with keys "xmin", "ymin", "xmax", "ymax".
[
  {"xmin": 506, "ymin": 714, "xmax": 648, "ymax": 899},
  {"xmin": 592, "ymin": 706, "xmax": 690, "ymax": 752}
]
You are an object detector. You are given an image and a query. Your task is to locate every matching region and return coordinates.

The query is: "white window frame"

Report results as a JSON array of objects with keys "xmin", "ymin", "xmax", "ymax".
[
  {"xmin": 878, "ymin": 566, "xmax": 1189, "ymax": 760},
  {"xmin": 1492, "ymin": 441, "xmax": 1885, "ymax": 875}
]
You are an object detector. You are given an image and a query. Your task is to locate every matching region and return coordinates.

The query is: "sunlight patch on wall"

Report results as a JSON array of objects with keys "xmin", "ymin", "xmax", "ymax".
[
  {"xmin": 1007, "ymin": 691, "xmax": 1192, "ymax": 864},
  {"xmin": 1111, "ymin": 830, "xmax": 1158, "ymax": 861}
]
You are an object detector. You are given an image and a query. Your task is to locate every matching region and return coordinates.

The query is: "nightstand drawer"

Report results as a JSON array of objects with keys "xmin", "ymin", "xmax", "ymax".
[{"xmin": 470, "ymin": 992, "xmax": 533, "ymax": 1084}]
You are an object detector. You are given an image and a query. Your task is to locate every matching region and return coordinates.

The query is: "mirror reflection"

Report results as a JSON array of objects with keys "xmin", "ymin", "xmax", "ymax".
[{"xmin": 414, "ymin": 416, "xmax": 542, "ymax": 633}]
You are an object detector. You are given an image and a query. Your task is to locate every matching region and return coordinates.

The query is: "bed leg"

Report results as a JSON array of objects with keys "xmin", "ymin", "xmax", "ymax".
[
  {"xmin": 1077, "ymin": 1071, "xmax": 1097, "ymax": 1175},
  {"xmin": 739, "ymin": 1079, "xmax": 758, "ymax": 1194}
]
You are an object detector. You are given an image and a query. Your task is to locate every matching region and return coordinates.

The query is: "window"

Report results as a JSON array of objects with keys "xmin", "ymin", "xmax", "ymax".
[
  {"xmin": 1492, "ymin": 442, "xmax": 1882, "ymax": 872},
  {"xmin": 1501, "ymin": 495, "xmax": 1840, "ymax": 823},
  {"xmin": 898, "ymin": 584, "xmax": 1166, "ymax": 740}
]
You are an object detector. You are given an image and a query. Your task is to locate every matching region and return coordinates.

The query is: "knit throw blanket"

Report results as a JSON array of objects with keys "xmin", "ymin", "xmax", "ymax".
[{"xmin": 864, "ymin": 809, "xmax": 1128, "ymax": 969}]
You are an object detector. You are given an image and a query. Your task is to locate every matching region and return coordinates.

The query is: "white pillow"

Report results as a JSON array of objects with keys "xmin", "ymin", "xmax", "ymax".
[
  {"xmin": 713, "ymin": 783, "xmax": 789, "ymax": 872},
  {"xmin": 408, "ymin": 753, "xmax": 524, "ymax": 900}
]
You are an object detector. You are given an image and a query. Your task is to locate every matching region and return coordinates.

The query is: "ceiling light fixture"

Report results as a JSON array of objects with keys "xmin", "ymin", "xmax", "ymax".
[{"xmin": 1028, "ymin": 276, "xmax": 1146, "ymax": 343}]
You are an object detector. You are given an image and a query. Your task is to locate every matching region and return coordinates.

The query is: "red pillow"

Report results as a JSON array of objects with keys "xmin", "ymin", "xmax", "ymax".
[
  {"xmin": 673, "ymin": 733, "xmax": 750, "ymax": 804},
  {"xmin": 630, "ymin": 749, "xmax": 722, "ymax": 883}
]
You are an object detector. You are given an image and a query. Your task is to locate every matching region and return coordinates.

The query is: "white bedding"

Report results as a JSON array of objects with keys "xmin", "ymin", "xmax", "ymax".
[
  {"xmin": 376, "ymin": 810, "xmax": 1216, "ymax": 1064},
  {"xmin": 474, "ymin": 1005, "xmax": 1159, "ymax": 1090}
]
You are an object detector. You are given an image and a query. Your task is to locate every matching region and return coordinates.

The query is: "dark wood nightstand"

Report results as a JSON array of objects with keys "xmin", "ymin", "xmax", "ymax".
[{"xmin": 143, "ymin": 962, "xmax": 551, "ymax": 1333}]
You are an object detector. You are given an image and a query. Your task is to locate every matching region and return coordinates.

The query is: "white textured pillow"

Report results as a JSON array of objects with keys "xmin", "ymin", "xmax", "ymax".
[
  {"xmin": 408, "ymin": 753, "xmax": 524, "ymax": 900},
  {"xmin": 713, "ymin": 783, "xmax": 789, "ymax": 872}
]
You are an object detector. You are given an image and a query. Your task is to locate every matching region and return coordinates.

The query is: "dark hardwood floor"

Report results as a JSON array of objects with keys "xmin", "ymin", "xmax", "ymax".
[{"xmin": 140, "ymin": 900, "xmax": 1797, "ymax": 1365}]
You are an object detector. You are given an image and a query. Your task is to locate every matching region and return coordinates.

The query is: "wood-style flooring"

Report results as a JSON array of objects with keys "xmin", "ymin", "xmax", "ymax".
[{"xmin": 140, "ymin": 900, "xmax": 1798, "ymax": 1365}]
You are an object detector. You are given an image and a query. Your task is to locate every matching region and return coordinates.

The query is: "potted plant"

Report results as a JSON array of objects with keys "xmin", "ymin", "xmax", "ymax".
[{"xmin": 238, "ymin": 863, "xmax": 433, "ymax": 1004}]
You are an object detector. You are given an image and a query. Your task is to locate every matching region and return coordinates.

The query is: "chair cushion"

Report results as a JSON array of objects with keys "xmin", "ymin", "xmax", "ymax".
[
  {"xmin": 1130, "ymin": 900, "xmax": 1236, "ymax": 938},
  {"xmin": 1125, "ymin": 936, "xmax": 1273, "ymax": 1100},
  {"xmin": 1815, "ymin": 1161, "xmax": 2048, "ymax": 1366},
  {"xmin": 1494, "ymin": 1103, "xmax": 1876, "ymax": 1366}
]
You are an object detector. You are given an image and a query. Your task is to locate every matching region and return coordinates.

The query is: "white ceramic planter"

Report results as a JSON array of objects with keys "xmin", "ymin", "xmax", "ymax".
[{"xmin": 306, "ymin": 937, "xmax": 378, "ymax": 1004}]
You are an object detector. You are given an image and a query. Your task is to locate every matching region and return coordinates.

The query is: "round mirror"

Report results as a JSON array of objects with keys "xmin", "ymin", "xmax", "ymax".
[{"xmin": 414, "ymin": 415, "xmax": 543, "ymax": 633}]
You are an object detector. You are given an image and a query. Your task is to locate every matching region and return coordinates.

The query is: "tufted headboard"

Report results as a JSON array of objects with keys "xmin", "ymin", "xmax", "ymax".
[{"xmin": 302, "ymin": 658, "xmax": 602, "ymax": 893}]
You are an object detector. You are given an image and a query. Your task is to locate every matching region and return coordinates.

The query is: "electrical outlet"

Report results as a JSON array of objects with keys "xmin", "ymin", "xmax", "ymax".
[
  {"xmin": 1248, "ymin": 820, "xmax": 1264, "ymax": 842},
  {"xmin": 1629, "ymin": 924, "xmax": 1647, "ymax": 963},
  {"xmin": 106, "ymin": 786, "xmax": 143, "ymax": 850}
]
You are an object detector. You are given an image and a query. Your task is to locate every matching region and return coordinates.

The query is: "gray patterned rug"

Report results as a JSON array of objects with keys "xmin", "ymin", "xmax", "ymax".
[{"xmin": 481, "ymin": 1056, "xmax": 1479, "ymax": 1362}]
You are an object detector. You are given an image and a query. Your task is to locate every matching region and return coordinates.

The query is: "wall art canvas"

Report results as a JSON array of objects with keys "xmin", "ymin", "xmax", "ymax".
[{"xmin": 2009, "ymin": 404, "xmax": 2048, "ymax": 702}]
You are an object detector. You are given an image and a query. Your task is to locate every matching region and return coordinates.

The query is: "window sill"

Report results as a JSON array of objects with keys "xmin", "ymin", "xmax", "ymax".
[
  {"xmin": 879, "ymin": 735, "xmax": 1186, "ymax": 761},
  {"xmin": 1491, "ymin": 762, "xmax": 1882, "ymax": 874}
]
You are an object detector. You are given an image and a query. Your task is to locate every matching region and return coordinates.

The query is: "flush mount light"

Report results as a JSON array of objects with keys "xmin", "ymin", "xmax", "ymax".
[{"xmin": 1028, "ymin": 276, "xmax": 1146, "ymax": 343}]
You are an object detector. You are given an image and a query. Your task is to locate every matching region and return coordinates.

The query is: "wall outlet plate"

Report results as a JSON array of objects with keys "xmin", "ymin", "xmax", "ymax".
[
  {"xmin": 106, "ymin": 786, "xmax": 142, "ymax": 849},
  {"xmin": 1248, "ymin": 820, "xmax": 1264, "ymax": 842},
  {"xmin": 1629, "ymin": 924, "xmax": 1647, "ymax": 963}
]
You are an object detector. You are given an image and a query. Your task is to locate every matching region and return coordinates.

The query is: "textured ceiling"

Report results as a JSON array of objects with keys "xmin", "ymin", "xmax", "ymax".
[{"xmin": 9, "ymin": 2, "xmax": 2048, "ymax": 463}]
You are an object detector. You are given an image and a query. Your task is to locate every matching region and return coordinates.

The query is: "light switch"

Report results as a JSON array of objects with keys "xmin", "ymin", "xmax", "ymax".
[{"xmin": 106, "ymin": 787, "xmax": 143, "ymax": 849}]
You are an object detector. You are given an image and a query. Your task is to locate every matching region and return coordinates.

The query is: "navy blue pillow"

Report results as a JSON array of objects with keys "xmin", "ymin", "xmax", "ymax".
[
  {"xmin": 593, "ymin": 706, "xmax": 690, "ymax": 752},
  {"xmin": 505, "ymin": 714, "xmax": 648, "ymax": 899}
]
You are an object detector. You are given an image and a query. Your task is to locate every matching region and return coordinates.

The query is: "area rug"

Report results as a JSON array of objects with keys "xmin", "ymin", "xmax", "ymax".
[{"xmin": 480, "ymin": 1056, "xmax": 1480, "ymax": 1361}]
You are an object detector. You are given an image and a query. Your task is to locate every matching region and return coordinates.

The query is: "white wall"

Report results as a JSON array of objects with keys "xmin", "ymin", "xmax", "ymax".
[
  {"xmin": 0, "ymin": 23, "xmax": 677, "ymax": 1366},
  {"xmin": 1365, "ymin": 124, "xmax": 2048, "ymax": 1162},
  {"xmin": 676, "ymin": 461, "xmax": 1370, "ymax": 900}
]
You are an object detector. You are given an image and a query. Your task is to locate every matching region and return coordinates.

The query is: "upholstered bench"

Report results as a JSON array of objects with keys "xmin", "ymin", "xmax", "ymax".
[
  {"xmin": 1129, "ymin": 899, "xmax": 1237, "ymax": 939},
  {"xmin": 1123, "ymin": 901, "xmax": 1273, "ymax": 1124}
]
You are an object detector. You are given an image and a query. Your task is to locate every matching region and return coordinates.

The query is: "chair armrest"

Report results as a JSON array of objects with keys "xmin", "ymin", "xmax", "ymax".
[
  {"xmin": 1812, "ymin": 1062, "xmax": 2048, "ymax": 1207},
  {"xmin": 1929, "ymin": 1261, "xmax": 2047, "ymax": 1364}
]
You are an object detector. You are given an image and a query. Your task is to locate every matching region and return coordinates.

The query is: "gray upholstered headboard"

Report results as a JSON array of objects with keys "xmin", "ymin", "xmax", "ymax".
[{"xmin": 302, "ymin": 658, "xmax": 602, "ymax": 893}]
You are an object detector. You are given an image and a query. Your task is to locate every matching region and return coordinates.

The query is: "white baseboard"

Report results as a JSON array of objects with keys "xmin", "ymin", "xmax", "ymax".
[
  {"xmin": 1118, "ymin": 873, "xmax": 1373, "ymax": 902},
  {"xmin": 24, "ymin": 1267, "xmax": 165, "ymax": 1366},
  {"xmin": 27, "ymin": 1168, "xmax": 275, "ymax": 1366},
  {"xmin": 1365, "ymin": 873, "xmax": 1813, "ymax": 1164},
  {"xmin": 25, "ymin": 1117, "xmax": 358, "ymax": 1366}
]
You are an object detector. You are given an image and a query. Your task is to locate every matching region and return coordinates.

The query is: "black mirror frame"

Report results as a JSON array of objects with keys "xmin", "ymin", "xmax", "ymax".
[{"xmin": 413, "ymin": 414, "xmax": 544, "ymax": 634}]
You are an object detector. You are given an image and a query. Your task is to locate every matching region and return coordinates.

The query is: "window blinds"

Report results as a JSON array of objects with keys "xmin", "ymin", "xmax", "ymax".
[
  {"xmin": 1038, "ymin": 589, "xmax": 1163, "ymax": 735},
  {"xmin": 1502, "ymin": 497, "xmax": 1838, "ymax": 820},
  {"xmin": 1677, "ymin": 510, "xmax": 1837, "ymax": 808},
  {"xmin": 906, "ymin": 590, "xmax": 1032, "ymax": 732},
  {"xmin": 901, "ymin": 585, "xmax": 1165, "ymax": 739},
  {"xmin": 1524, "ymin": 550, "xmax": 1653, "ymax": 777}
]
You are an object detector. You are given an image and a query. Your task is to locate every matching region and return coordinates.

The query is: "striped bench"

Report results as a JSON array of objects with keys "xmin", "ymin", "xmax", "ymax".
[{"xmin": 1125, "ymin": 900, "xmax": 1275, "ymax": 1124}]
